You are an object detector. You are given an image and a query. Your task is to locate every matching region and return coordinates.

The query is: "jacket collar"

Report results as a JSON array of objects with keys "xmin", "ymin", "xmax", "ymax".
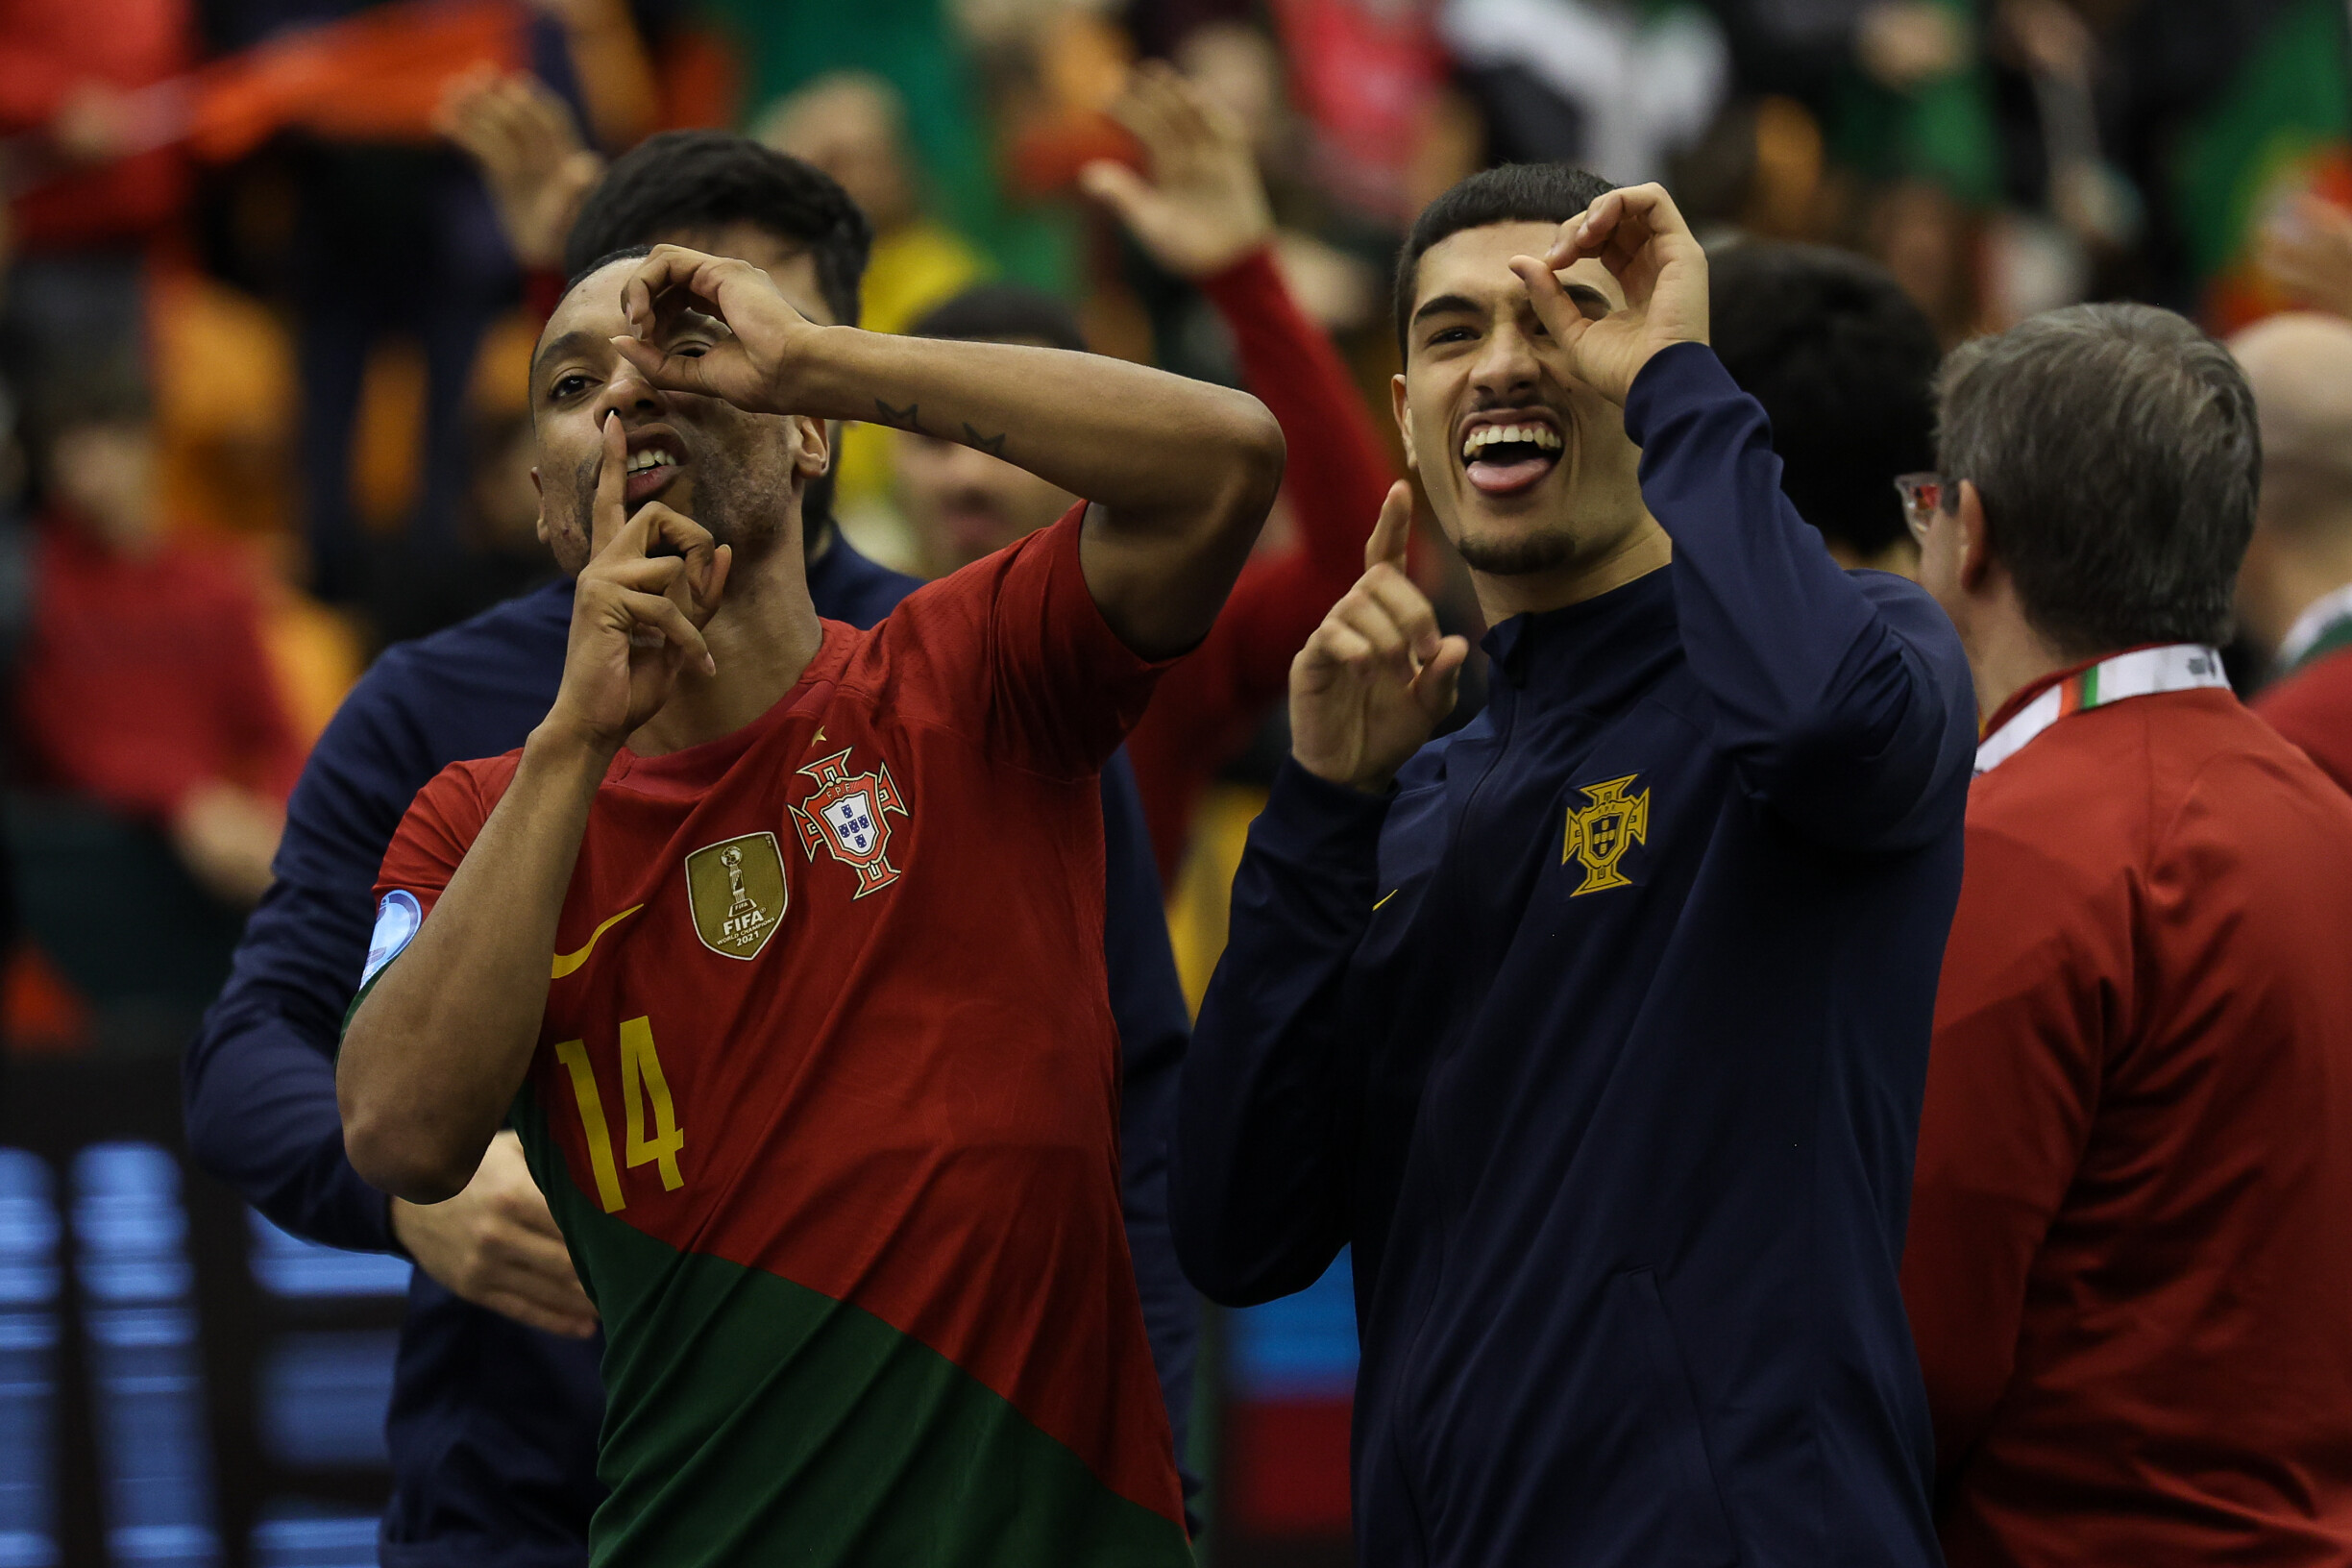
[{"xmin": 1480, "ymin": 566, "xmax": 1678, "ymax": 717}]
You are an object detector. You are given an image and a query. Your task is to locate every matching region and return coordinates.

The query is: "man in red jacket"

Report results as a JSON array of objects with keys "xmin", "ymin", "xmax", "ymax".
[
  {"xmin": 1901, "ymin": 302, "xmax": 2352, "ymax": 1566},
  {"xmin": 2231, "ymin": 311, "xmax": 2352, "ymax": 794}
]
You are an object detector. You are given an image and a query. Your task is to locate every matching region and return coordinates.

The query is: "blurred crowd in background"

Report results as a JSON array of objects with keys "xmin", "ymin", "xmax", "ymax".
[
  {"xmin": 1, "ymin": 0, "xmax": 2349, "ymax": 1064},
  {"xmin": 0, "ymin": 0, "xmax": 2345, "ymax": 1558}
]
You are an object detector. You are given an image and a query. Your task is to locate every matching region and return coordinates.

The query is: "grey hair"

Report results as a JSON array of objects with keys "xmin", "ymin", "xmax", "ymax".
[{"xmin": 1934, "ymin": 303, "xmax": 2260, "ymax": 656}]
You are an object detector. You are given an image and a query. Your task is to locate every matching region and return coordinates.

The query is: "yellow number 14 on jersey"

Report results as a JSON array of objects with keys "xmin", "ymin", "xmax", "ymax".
[{"xmin": 554, "ymin": 1016, "xmax": 686, "ymax": 1213}]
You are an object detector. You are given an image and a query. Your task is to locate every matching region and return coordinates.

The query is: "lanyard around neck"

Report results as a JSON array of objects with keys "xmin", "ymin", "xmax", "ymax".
[{"xmin": 1974, "ymin": 644, "xmax": 2228, "ymax": 775}]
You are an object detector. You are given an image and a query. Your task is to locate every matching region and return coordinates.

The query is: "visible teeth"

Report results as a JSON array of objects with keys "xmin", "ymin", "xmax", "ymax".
[
  {"xmin": 625, "ymin": 448, "xmax": 675, "ymax": 474},
  {"xmin": 1460, "ymin": 423, "xmax": 1563, "ymax": 461}
]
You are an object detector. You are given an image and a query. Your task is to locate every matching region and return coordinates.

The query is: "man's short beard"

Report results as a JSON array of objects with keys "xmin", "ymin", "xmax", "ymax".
[
  {"xmin": 1455, "ymin": 527, "xmax": 1581, "ymax": 576},
  {"xmin": 567, "ymin": 450, "xmax": 788, "ymax": 558}
]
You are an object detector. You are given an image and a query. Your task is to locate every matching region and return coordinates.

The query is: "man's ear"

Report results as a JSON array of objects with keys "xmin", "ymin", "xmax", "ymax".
[
  {"xmin": 1391, "ymin": 373, "xmax": 1419, "ymax": 474},
  {"xmin": 794, "ymin": 415, "xmax": 831, "ymax": 478},
  {"xmin": 1955, "ymin": 479, "xmax": 1993, "ymax": 593}
]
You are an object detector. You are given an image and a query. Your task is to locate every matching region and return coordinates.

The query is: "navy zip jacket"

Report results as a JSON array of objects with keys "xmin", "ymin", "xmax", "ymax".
[
  {"xmin": 1171, "ymin": 343, "xmax": 1975, "ymax": 1568},
  {"xmin": 183, "ymin": 534, "xmax": 1198, "ymax": 1566}
]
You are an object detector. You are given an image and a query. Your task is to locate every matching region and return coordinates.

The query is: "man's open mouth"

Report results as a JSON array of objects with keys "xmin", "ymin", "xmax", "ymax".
[
  {"xmin": 625, "ymin": 438, "xmax": 684, "ymax": 504},
  {"xmin": 1459, "ymin": 417, "xmax": 1563, "ymax": 497}
]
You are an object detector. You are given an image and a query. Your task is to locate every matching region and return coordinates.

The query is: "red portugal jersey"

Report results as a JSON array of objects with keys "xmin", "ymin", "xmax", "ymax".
[
  {"xmin": 371, "ymin": 509, "xmax": 1189, "ymax": 1565},
  {"xmin": 1904, "ymin": 673, "xmax": 2352, "ymax": 1566}
]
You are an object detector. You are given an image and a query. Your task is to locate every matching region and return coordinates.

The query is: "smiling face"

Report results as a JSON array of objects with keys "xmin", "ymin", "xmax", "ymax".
[
  {"xmin": 1393, "ymin": 222, "xmax": 1654, "ymax": 588},
  {"xmin": 529, "ymin": 252, "xmax": 829, "ymax": 576}
]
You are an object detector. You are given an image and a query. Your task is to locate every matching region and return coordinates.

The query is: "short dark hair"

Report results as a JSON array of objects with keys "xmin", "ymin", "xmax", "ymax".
[
  {"xmin": 565, "ymin": 132, "xmax": 872, "ymax": 329},
  {"xmin": 1394, "ymin": 163, "xmax": 1615, "ymax": 357},
  {"xmin": 1709, "ymin": 242, "xmax": 1941, "ymax": 560},
  {"xmin": 1936, "ymin": 303, "xmax": 2260, "ymax": 654},
  {"xmin": 908, "ymin": 283, "xmax": 1087, "ymax": 353},
  {"xmin": 560, "ymin": 243, "xmax": 653, "ymax": 304}
]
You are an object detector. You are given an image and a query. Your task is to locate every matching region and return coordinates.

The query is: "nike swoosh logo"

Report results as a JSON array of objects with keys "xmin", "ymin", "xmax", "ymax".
[
  {"xmin": 1373, "ymin": 889, "xmax": 1399, "ymax": 910},
  {"xmin": 551, "ymin": 904, "xmax": 644, "ymax": 979}
]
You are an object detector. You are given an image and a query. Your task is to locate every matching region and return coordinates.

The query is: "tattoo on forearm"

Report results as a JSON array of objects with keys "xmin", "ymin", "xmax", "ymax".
[{"xmin": 870, "ymin": 399, "xmax": 1007, "ymax": 459}]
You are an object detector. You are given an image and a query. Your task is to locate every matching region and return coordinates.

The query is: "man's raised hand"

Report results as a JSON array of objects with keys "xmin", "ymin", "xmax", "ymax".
[
  {"xmin": 607, "ymin": 245, "xmax": 819, "ymax": 414},
  {"xmin": 1290, "ymin": 482, "xmax": 1469, "ymax": 794},
  {"xmin": 545, "ymin": 412, "xmax": 731, "ymax": 753},
  {"xmin": 1507, "ymin": 183, "xmax": 1709, "ymax": 406},
  {"xmin": 437, "ymin": 67, "xmax": 603, "ymax": 272},
  {"xmin": 1079, "ymin": 61, "xmax": 1274, "ymax": 282}
]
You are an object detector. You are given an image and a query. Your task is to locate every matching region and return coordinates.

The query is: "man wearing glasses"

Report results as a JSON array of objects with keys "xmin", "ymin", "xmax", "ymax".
[{"xmin": 1901, "ymin": 305, "xmax": 2352, "ymax": 1564}]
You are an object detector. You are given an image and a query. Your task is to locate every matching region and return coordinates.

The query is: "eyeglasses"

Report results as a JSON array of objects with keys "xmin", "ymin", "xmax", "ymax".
[{"xmin": 1895, "ymin": 472, "xmax": 1950, "ymax": 543}]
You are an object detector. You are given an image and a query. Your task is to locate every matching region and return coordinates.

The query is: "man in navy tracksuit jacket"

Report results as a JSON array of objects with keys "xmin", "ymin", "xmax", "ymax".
[
  {"xmin": 182, "ymin": 137, "xmax": 1196, "ymax": 1566},
  {"xmin": 1171, "ymin": 170, "xmax": 1974, "ymax": 1566}
]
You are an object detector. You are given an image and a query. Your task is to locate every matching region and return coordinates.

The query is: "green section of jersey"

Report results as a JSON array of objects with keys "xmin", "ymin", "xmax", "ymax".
[{"xmin": 515, "ymin": 1087, "xmax": 1190, "ymax": 1568}]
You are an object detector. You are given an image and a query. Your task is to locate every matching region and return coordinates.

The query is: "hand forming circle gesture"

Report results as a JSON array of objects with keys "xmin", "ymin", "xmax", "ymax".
[
  {"xmin": 607, "ymin": 245, "xmax": 821, "ymax": 415},
  {"xmin": 1507, "ymin": 183, "xmax": 1710, "ymax": 407}
]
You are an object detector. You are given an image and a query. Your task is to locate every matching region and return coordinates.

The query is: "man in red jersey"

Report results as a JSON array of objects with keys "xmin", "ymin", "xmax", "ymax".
[
  {"xmin": 336, "ymin": 242, "xmax": 1282, "ymax": 1564},
  {"xmin": 2231, "ymin": 311, "xmax": 2352, "ymax": 794},
  {"xmin": 1901, "ymin": 302, "xmax": 2352, "ymax": 1566}
]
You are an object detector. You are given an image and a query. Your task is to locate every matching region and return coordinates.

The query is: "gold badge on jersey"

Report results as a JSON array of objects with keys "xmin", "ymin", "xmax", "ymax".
[
  {"xmin": 684, "ymin": 831, "xmax": 788, "ymax": 960},
  {"xmin": 1562, "ymin": 773, "xmax": 1650, "ymax": 895}
]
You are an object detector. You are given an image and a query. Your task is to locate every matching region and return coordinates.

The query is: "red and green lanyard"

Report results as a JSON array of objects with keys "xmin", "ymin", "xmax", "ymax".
[{"xmin": 1974, "ymin": 644, "xmax": 2229, "ymax": 775}]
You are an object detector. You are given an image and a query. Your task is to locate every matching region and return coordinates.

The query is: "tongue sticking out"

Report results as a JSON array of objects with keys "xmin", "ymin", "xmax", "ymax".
[{"xmin": 1466, "ymin": 452, "xmax": 1556, "ymax": 496}]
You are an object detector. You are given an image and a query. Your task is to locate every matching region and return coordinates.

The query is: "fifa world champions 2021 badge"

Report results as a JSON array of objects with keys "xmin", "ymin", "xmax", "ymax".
[
  {"xmin": 790, "ymin": 747, "xmax": 910, "ymax": 896},
  {"xmin": 684, "ymin": 832, "xmax": 789, "ymax": 960}
]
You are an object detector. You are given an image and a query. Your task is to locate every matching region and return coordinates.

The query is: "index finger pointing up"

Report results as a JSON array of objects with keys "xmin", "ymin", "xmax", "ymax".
[
  {"xmin": 1365, "ymin": 479, "xmax": 1413, "ymax": 572},
  {"xmin": 593, "ymin": 410, "xmax": 627, "ymax": 552}
]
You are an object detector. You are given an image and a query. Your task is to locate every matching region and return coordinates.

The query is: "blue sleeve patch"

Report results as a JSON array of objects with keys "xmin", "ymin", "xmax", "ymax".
[{"xmin": 361, "ymin": 890, "xmax": 423, "ymax": 987}]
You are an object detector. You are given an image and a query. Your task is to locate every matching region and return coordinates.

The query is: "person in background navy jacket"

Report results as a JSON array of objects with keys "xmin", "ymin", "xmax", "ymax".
[
  {"xmin": 182, "ymin": 135, "xmax": 1197, "ymax": 1567},
  {"xmin": 1170, "ymin": 167, "xmax": 1975, "ymax": 1568}
]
